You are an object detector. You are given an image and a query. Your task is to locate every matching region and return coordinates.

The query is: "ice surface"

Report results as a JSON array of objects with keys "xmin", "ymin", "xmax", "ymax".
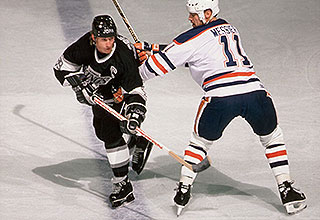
[{"xmin": 1, "ymin": 0, "xmax": 319, "ymax": 219}]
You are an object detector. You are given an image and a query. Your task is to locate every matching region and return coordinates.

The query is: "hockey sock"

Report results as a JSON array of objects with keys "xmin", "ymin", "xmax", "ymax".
[
  {"xmin": 276, "ymin": 173, "xmax": 291, "ymax": 185},
  {"xmin": 105, "ymin": 143, "xmax": 130, "ymax": 177},
  {"xmin": 112, "ymin": 175, "xmax": 128, "ymax": 184},
  {"xmin": 260, "ymin": 126, "xmax": 291, "ymax": 183},
  {"xmin": 180, "ymin": 166, "xmax": 197, "ymax": 185},
  {"xmin": 265, "ymin": 144, "xmax": 290, "ymax": 180},
  {"xmin": 180, "ymin": 144, "xmax": 207, "ymax": 185}
]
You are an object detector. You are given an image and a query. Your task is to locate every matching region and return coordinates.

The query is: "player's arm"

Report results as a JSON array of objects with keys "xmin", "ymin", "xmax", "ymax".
[
  {"xmin": 134, "ymin": 42, "xmax": 168, "ymax": 64},
  {"xmin": 53, "ymin": 32, "xmax": 92, "ymax": 86},
  {"xmin": 119, "ymin": 50, "xmax": 148, "ymax": 135},
  {"xmin": 138, "ymin": 41, "xmax": 193, "ymax": 81},
  {"xmin": 53, "ymin": 32, "xmax": 96, "ymax": 105}
]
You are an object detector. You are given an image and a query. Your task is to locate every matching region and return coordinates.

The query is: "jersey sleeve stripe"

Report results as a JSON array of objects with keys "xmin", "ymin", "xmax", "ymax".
[
  {"xmin": 145, "ymin": 60, "xmax": 159, "ymax": 76},
  {"xmin": 158, "ymin": 51, "xmax": 176, "ymax": 70},
  {"xmin": 151, "ymin": 54, "xmax": 168, "ymax": 74}
]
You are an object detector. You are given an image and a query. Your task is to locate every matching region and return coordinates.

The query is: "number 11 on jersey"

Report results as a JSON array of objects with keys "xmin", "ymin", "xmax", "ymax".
[{"xmin": 220, "ymin": 34, "xmax": 251, "ymax": 67}]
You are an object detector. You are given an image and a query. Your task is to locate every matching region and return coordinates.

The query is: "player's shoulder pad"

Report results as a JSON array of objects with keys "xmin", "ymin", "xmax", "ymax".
[
  {"xmin": 116, "ymin": 35, "xmax": 134, "ymax": 51},
  {"xmin": 174, "ymin": 19, "xmax": 228, "ymax": 45}
]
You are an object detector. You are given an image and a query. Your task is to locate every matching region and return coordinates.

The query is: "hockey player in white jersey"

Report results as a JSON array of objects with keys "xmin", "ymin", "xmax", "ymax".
[{"xmin": 136, "ymin": 0, "xmax": 307, "ymax": 216}]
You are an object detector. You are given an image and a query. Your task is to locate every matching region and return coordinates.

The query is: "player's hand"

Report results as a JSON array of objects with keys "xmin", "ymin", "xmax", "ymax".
[
  {"xmin": 134, "ymin": 42, "xmax": 159, "ymax": 64},
  {"xmin": 134, "ymin": 42, "xmax": 159, "ymax": 52},
  {"xmin": 120, "ymin": 103, "xmax": 146, "ymax": 135},
  {"xmin": 136, "ymin": 50, "xmax": 149, "ymax": 63},
  {"xmin": 65, "ymin": 72, "xmax": 97, "ymax": 105},
  {"xmin": 72, "ymin": 86, "xmax": 95, "ymax": 105}
]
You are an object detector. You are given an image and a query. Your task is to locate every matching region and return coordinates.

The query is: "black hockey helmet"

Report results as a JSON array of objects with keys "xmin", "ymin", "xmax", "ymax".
[{"xmin": 92, "ymin": 15, "xmax": 117, "ymax": 38}]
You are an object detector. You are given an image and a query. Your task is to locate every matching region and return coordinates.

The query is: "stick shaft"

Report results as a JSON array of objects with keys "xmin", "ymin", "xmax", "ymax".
[
  {"xmin": 92, "ymin": 95, "xmax": 194, "ymax": 170},
  {"xmin": 111, "ymin": 0, "xmax": 139, "ymax": 43}
]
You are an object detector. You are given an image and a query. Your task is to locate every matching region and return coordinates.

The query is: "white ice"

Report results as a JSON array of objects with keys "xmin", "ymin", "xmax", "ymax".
[{"xmin": 0, "ymin": 0, "xmax": 319, "ymax": 219}]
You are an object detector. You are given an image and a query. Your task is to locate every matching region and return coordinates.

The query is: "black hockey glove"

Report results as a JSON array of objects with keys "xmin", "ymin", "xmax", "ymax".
[
  {"xmin": 120, "ymin": 103, "xmax": 147, "ymax": 135},
  {"xmin": 65, "ymin": 72, "xmax": 97, "ymax": 105}
]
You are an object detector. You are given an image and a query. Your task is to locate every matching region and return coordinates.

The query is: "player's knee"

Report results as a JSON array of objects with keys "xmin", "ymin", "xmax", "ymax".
[
  {"xmin": 189, "ymin": 132, "xmax": 213, "ymax": 152},
  {"xmin": 259, "ymin": 125, "xmax": 284, "ymax": 148}
]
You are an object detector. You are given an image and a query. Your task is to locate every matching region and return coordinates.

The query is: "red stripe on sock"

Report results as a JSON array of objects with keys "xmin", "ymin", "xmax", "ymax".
[
  {"xmin": 185, "ymin": 150, "xmax": 203, "ymax": 161},
  {"xmin": 266, "ymin": 150, "xmax": 287, "ymax": 159}
]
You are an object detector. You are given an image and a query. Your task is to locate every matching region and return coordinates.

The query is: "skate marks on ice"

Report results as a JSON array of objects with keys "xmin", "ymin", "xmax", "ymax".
[
  {"xmin": 306, "ymin": 50, "xmax": 320, "ymax": 94},
  {"xmin": 14, "ymin": 104, "xmax": 284, "ymax": 217},
  {"xmin": 133, "ymin": 155, "xmax": 285, "ymax": 216},
  {"xmin": 13, "ymin": 104, "xmax": 154, "ymax": 219},
  {"xmin": 32, "ymin": 158, "xmax": 155, "ymax": 220},
  {"xmin": 12, "ymin": 104, "xmax": 107, "ymax": 158}
]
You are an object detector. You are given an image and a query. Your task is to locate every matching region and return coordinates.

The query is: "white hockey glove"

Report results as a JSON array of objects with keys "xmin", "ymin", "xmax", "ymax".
[
  {"xmin": 120, "ymin": 103, "xmax": 147, "ymax": 135},
  {"xmin": 64, "ymin": 72, "xmax": 98, "ymax": 105}
]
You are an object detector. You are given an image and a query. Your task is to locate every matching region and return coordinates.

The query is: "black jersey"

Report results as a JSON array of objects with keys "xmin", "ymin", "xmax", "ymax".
[{"xmin": 53, "ymin": 32, "xmax": 145, "ymax": 103}]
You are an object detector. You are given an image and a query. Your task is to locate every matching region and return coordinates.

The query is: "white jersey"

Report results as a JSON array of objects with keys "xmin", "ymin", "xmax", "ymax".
[{"xmin": 139, "ymin": 19, "xmax": 265, "ymax": 97}]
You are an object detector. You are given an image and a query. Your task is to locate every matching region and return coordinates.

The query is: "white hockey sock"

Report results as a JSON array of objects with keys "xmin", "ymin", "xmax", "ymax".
[
  {"xmin": 180, "ymin": 165, "xmax": 197, "ymax": 185},
  {"xmin": 260, "ymin": 126, "xmax": 291, "ymax": 184},
  {"xmin": 276, "ymin": 173, "xmax": 291, "ymax": 185}
]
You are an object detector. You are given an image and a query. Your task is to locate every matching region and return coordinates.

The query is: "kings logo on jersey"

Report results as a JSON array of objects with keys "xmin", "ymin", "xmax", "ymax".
[{"xmin": 84, "ymin": 66, "xmax": 113, "ymax": 86}]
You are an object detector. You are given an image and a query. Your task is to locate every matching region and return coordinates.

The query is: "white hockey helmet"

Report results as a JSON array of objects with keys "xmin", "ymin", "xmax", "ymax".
[{"xmin": 186, "ymin": 0, "xmax": 220, "ymax": 24}]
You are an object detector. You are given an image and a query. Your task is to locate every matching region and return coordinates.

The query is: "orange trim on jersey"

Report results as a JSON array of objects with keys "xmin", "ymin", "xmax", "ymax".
[
  {"xmin": 151, "ymin": 55, "xmax": 168, "ymax": 74},
  {"xmin": 185, "ymin": 150, "xmax": 204, "ymax": 161},
  {"xmin": 173, "ymin": 23, "xmax": 231, "ymax": 45},
  {"xmin": 203, "ymin": 71, "xmax": 256, "ymax": 86},
  {"xmin": 266, "ymin": 150, "xmax": 287, "ymax": 159},
  {"xmin": 194, "ymin": 97, "xmax": 209, "ymax": 133}
]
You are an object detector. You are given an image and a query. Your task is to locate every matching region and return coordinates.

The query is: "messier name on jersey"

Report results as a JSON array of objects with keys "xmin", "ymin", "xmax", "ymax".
[{"xmin": 210, "ymin": 24, "xmax": 239, "ymax": 37}]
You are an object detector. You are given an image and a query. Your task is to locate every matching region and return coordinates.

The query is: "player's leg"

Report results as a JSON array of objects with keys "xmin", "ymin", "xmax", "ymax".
[
  {"xmin": 244, "ymin": 91, "xmax": 306, "ymax": 214},
  {"xmin": 92, "ymin": 104, "xmax": 134, "ymax": 208},
  {"xmin": 174, "ymin": 96, "xmax": 239, "ymax": 216},
  {"xmin": 127, "ymin": 135, "xmax": 153, "ymax": 174}
]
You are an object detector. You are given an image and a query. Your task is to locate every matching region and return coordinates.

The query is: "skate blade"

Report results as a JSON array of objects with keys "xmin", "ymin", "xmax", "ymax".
[
  {"xmin": 111, "ymin": 193, "xmax": 135, "ymax": 208},
  {"xmin": 285, "ymin": 201, "xmax": 307, "ymax": 215},
  {"xmin": 176, "ymin": 205, "xmax": 184, "ymax": 217}
]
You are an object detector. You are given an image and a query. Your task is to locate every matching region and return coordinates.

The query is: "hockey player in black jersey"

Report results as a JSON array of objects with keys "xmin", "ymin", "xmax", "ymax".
[{"xmin": 53, "ymin": 15, "xmax": 152, "ymax": 208}]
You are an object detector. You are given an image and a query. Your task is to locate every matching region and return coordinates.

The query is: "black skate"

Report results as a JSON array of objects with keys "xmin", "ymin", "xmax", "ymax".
[
  {"xmin": 278, "ymin": 180, "xmax": 307, "ymax": 214},
  {"xmin": 109, "ymin": 176, "xmax": 135, "ymax": 208},
  {"xmin": 131, "ymin": 136, "xmax": 153, "ymax": 174},
  {"xmin": 174, "ymin": 182, "xmax": 192, "ymax": 216}
]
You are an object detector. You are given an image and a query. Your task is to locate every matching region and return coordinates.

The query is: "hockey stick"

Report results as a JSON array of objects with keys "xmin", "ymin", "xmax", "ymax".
[
  {"xmin": 92, "ymin": 95, "xmax": 211, "ymax": 173},
  {"xmin": 111, "ymin": 0, "xmax": 139, "ymax": 43},
  {"xmin": 110, "ymin": 0, "xmax": 211, "ymax": 172}
]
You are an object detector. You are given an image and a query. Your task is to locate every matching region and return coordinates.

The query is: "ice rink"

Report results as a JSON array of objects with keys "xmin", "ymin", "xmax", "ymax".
[{"xmin": 1, "ymin": 0, "xmax": 319, "ymax": 219}]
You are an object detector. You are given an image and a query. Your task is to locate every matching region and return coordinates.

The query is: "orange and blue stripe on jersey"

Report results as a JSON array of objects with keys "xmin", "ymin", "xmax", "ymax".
[
  {"xmin": 202, "ymin": 70, "xmax": 260, "ymax": 92},
  {"xmin": 145, "ymin": 50, "xmax": 176, "ymax": 76},
  {"xmin": 173, "ymin": 19, "xmax": 228, "ymax": 45}
]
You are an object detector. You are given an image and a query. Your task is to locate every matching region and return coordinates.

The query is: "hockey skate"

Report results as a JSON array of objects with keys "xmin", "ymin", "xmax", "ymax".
[
  {"xmin": 278, "ymin": 180, "xmax": 307, "ymax": 214},
  {"xmin": 174, "ymin": 182, "xmax": 192, "ymax": 217},
  {"xmin": 131, "ymin": 136, "xmax": 153, "ymax": 174},
  {"xmin": 109, "ymin": 176, "xmax": 135, "ymax": 208}
]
